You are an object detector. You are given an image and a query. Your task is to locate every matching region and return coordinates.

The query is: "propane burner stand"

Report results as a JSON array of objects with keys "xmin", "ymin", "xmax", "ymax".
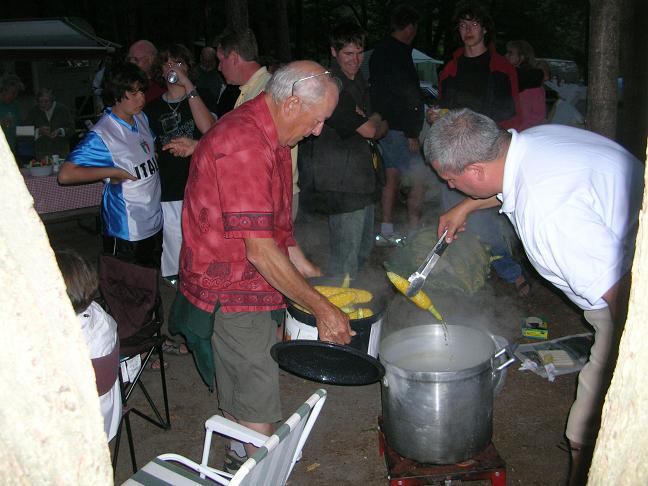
[{"xmin": 378, "ymin": 417, "xmax": 506, "ymax": 486}]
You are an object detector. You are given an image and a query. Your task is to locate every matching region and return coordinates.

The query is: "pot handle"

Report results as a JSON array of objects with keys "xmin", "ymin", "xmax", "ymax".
[
  {"xmin": 493, "ymin": 346, "xmax": 516, "ymax": 372},
  {"xmin": 492, "ymin": 343, "xmax": 516, "ymax": 396}
]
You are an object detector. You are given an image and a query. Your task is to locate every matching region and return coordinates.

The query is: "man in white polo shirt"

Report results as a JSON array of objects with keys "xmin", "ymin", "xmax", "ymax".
[{"xmin": 424, "ymin": 108, "xmax": 643, "ymax": 486}]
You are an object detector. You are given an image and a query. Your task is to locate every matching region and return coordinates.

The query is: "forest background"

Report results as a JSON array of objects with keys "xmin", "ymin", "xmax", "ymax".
[
  {"xmin": 1, "ymin": 0, "xmax": 646, "ymax": 156},
  {"xmin": 1, "ymin": 0, "xmax": 592, "ymax": 69}
]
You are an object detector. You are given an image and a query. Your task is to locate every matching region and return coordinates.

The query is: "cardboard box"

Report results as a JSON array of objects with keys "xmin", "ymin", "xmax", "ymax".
[{"xmin": 521, "ymin": 316, "xmax": 549, "ymax": 340}]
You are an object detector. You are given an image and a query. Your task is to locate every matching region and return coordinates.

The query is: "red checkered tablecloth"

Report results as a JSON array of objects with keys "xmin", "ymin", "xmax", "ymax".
[{"xmin": 22, "ymin": 173, "xmax": 103, "ymax": 215}]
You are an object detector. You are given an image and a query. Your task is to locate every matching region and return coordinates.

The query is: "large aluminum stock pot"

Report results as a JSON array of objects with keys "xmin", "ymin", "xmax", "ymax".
[{"xmin": 379, "ymin": 324, "xmax": 514, "ymax": 464}]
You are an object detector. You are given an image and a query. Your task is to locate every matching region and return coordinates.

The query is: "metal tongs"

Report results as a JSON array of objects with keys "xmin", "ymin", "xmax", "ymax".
[{"xmin": 405, "ymin": 229, "xmax": 450, "ymax": 297}]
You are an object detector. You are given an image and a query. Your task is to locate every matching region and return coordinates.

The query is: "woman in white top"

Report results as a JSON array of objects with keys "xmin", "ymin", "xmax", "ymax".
[{"xmin": 56, "ymin": 250, "xmax": 121, "ymax": 441}]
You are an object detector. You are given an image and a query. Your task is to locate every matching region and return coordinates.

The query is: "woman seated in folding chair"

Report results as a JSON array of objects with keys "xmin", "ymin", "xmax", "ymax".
[
  {"xmin": 58, "ymin": 61, "xmax": 163, "ymax": 269},
  {"xmin": 56, "ymin": 249, "xmax": 121, "ymax": 441}
]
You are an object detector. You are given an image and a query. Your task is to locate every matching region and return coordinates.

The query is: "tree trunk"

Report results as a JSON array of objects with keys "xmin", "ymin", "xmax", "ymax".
[
  {"xmin": 360, "ymin": 0, "xmax": 368, "ymax": 29},
  {"xmin": 294, "ymin": 0, "xmax": 304, "ymax": 58},
  {"xmin": 588, "ymin": 143, "xmax": 648, "ymax": 484},
  {"xmin": 186, "ymin": 0, "xmax": 197, "ymax": 51},
  {"xmin": 0, "ymin": 126, "xmax": 111, "ymax": 483},
  {"xmin": 274, "ymin": 0, "xmax": 292, "ymax": 62},
  {"xmin": 617, "ymin": 0, "xmax": 648, "ymax": 159},
  {"xmin": 430, "ymin": 0, "xmax": 453, "ymax": 59},
  {"xmin": 586, "ymin": 0, "xmax": 620, "ymax": 139},
  {"xmin": 312, "ymin": 0, "xmax": 323, "ymax": 62},
  {"xmin": 251, "ymin": 0, "xmax": 272, "ymax": 61},
  {"xmin": 204, "ymin": 0, "xmax": 222, "ymax": 47},
  {"xmin": 226, "ymin": 0, "xmax": 249, "ymax": 30}
]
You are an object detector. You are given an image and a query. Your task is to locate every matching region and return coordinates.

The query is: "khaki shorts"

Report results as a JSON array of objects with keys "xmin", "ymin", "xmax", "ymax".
[{"xmin": 211, "ymin": 310, "xmax": 281, "ymax": 423}]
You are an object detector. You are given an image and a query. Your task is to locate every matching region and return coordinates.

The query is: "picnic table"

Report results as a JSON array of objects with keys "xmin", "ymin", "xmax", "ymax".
[{"xmin": 21, "ymin": 170, "xmax": 103, "ymax": 223}]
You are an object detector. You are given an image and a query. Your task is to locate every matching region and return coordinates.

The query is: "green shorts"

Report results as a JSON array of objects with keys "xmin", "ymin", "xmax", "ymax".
[{"xmin": 211, "ymin": 309, "xmax": 282, "ymax": 423}]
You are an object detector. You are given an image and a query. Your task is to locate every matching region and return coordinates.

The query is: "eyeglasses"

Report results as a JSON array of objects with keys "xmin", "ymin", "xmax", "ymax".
[
  {"xmin": 165, "ymin": 61, "xmax": 183, "ymax": 68},
  {"xmin": 458, "ymin": 21, "xmax": 481, "ymax": 31},
  {"xmin": 291, "ymin": 71, "xmax": 331, "ymax": 96}
]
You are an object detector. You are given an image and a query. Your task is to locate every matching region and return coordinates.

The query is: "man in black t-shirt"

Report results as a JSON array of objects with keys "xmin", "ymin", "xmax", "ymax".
[{"xmin": 369, "ymin": 5, "xmax": 426, "ymax": 246}]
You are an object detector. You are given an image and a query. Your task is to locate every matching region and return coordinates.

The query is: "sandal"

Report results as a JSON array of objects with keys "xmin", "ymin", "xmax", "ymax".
[
  {"xmin": 223, "ymin": 449, "xmax": 247, "ymax": 475},
  {"xmin": 145, "ymin": 358, "xmax": 169, "ymax": 371},
  {"xmin": 162, "ymin": 340, "xmax": 189, "ymax": 356}
]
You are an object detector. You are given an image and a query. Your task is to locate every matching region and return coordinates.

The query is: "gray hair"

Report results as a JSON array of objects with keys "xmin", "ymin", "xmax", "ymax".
[
  {"xmin": 265, "ymin": 61, "xmax": 339, "ymax": 104},
  {"xmin": 129, "ymin": 39, "xmax": 157, "ymax": 56},
  {"xmin": 424, "ymin": 108, "xmax": 510, "ymax": 173}
]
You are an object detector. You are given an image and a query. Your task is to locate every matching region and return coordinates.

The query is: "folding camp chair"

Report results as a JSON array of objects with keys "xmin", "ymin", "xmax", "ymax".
[
  {"xmin": 123, "ymin": 389, "xmax": 327, "ymax": 486},
  {"xmin": 98, "ymin": 255, "xmax": 171, "ymax": 473}
]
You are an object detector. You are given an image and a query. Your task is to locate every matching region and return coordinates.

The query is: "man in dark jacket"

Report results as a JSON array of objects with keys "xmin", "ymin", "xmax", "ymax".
[
  {"xmin": 310, "ymin": 22, "xmax": 388, "ymax": 276},
  {"xmin": 369, "ymin": 4, "xmax": 425, "ymax": 245}
]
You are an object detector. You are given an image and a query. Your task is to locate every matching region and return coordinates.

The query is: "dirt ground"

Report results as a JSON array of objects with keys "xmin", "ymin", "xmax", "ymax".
[{"xmin": 45, "ymin": 192, "xmax": 590, "ymax": 486}]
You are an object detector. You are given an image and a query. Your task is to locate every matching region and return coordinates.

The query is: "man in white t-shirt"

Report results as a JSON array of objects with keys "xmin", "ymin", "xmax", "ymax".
[{"xmin": 424, "ymin": 108, "xmax": 644, "ymax": 486}]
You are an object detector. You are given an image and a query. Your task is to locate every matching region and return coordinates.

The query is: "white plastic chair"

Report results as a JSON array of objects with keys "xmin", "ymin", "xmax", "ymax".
[{"xmin": 122, "ymin": 388, "xmax": 327, "ymax": 486}]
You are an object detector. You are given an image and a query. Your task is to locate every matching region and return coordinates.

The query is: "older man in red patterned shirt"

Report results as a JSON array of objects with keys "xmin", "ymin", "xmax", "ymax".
[{"xmin": 170, "ymin": 60, "xmax": 350, "ymax": 460}]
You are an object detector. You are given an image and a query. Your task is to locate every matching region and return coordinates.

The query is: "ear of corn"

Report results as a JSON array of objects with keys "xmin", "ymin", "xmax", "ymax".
[
  {"xmin": 293, "ymin": 303, "xmax": 375, "ymax": 320},
  {"xmin": 386, "ymin": 271, "xmax": 443, "ymax": 321},
  {"xmin": 348, "ymin": 288, "xmax": 372, "ymax": 304},
  {"xmin": 313, "ymin": 286, "xmax": 345, "ymax": 297},
  {"xmin": 313, "ymin": 286, "xmax": 373, "ymax": 304},
  {"xmin": 347, "ymin": 308, "xmax": 374, "ymax": 320},
  {"xmin": 326, "ymin": 291, "xmax": 356, "ymax": 309},
  {"xmin": 291, "ymin": 285, "xmax": 374, "ymax": 315}
]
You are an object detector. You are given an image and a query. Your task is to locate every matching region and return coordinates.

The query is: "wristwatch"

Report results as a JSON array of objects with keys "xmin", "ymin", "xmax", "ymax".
[{"xmin": 187, "ymin": 88, "xmax": 199, "ymax": 99}]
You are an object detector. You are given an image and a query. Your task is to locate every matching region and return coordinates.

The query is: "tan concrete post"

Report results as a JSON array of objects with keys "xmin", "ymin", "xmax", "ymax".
[{"xmin": 0, "ymin": 134, "xmax": 112, "ymax": 484}]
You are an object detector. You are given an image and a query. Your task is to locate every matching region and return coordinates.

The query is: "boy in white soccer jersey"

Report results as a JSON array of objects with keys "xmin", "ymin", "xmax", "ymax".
[{"xmin": 59, "ymin": 62, "xmax": 162, "ymax": 267}]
